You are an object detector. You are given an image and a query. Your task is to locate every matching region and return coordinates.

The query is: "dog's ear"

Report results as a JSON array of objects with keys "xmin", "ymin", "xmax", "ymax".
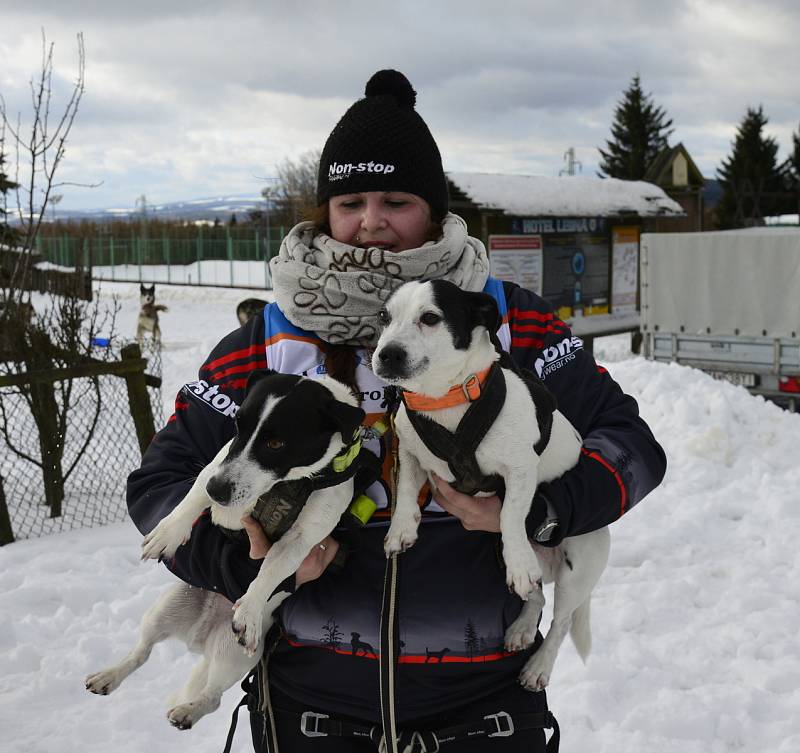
[
  {"xmin": 140, "ymin": 283, "xmax": 147, "ymax": 294},
  {"xmin": 465, "ymin": 291, "xmax": 501, "ymax": 335},
  {"xmin": 324, "ymin": 399, "xmax": 365, "ymax": 440},
  {"xmin": 245, "ymin": 368, "xmax": 277, "ymax": 394}
]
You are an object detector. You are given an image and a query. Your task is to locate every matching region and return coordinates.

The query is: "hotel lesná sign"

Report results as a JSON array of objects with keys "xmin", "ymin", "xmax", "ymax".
[{"xmin": 512, "ymin": 217, "xmax": 607, "ymax": 235}]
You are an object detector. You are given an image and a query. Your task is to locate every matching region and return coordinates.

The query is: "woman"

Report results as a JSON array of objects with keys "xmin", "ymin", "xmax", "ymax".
[{"xmin": 128, "ymin": 70, "xmax": 666, "ymax": 752}]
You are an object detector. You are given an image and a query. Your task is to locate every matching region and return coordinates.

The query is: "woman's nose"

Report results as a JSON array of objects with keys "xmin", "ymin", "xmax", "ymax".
[{"xmin": 360, "ymin": 199, "xmax": 388, "ymax": 232}]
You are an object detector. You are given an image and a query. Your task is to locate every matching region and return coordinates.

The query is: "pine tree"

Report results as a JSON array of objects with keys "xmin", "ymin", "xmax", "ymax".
[
  {"xmin": 0, "ymin": 149, "xmax": 19, "ymax": 245},
  {"xmin": 783, "ymin": 123, "xmax": 800, "ymax": 191},
  {"xmin": 715, "ymin": 106, "xmax": 786, "ymax": 228},
  {"xmin": 598, "ymin": 75, "xmax": 673, "ymax": 180},
  {"xmin": 464, "ymin": 618, "xmax": 479, "ymax": 662},
  {"xmin": 779, "ymin": 123, "xmax": 800, "ymax": 219}
]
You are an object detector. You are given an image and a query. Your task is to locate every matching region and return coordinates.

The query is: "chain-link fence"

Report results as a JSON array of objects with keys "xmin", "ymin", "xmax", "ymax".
[
  {"xmin": 0, "ymin": 339, "xmax": 163, "ymax": 543},
  {"xmin": 36, "ymin": 227, "xmax": 285, "ymax": 290}
]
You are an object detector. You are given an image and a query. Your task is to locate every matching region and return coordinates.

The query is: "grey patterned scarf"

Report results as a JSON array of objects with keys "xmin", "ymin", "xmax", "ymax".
[{"xmin": 269, "ymin": 213, "xmax": 489, "ymax": 346}]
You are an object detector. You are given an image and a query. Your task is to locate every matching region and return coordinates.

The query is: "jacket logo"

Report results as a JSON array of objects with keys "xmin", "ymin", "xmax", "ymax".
[
  {"xmin": 534, "ymin": 336, "xmax": 584, "ymax": 378},
  {"xmin": 183, "ymin": 380, "xmax": 239, "ymax": 417},
  {"xmin": 328, "ymin": 160, "xmax": 396, "ymax": 182}
]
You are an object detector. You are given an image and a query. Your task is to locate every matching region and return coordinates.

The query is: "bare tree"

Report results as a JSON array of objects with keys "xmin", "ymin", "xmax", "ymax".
[
  {"xmin": 269, "ymin": 149, "xmax": 321, "ymax": 227},
  {"xmin": 0, "ymin": 31, "xmax": 120, "ymax": 531},
  {"xmin": 0, "ymin": 30, "xmax": 96, "ymax": 303},
  {"xmin": 320, "ymin": 616, "xmax": 343, "ymax": 651}
]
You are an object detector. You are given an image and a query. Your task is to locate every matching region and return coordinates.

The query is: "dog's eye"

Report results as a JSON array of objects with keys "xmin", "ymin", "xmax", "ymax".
[
  {"xmin": 378, "ymin": 309, "xmax": 391, "ymax": 326},
  {"xmin": 265, "ymin": 438, "xmax": 285, "ymax": 451},
  {"xmin": 420, "ymin": 312, "xmax": 441, "ymax": 326}
]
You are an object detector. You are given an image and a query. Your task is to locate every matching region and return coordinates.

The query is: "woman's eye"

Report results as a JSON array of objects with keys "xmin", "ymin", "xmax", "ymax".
[
  {"xmin": 385, "ymin": 200, "xmax": 407, "ymax": 208},
  {"xmin": 266, "ymin": 438, "xmax": 285, "ymax": 451},
  {"xmin": 420, "ymin": 312, "xmax": 441, "ymax": 326},
  {"xmin": 378, "ymin": 309, "xmax": 391, "ymax": 325}
]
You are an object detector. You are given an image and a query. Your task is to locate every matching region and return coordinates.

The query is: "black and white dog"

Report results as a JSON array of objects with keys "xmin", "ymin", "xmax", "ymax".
[
  {"xmin": 136, "ymin": 283, "xmax": 168, "ymax": 344},
  {"xmin": 373, "ymin": 279, "xmax": 610, "ymax": 690},
  {"xmin": 85, "ymin": 371, "xmax": 365, "ymax": 729}
]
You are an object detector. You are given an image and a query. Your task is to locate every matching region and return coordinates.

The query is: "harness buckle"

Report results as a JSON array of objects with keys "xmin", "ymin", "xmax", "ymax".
[
  {"xmin": 461, "ymin": 373, "xmax": 481, "ymax": 402},
  {"xmin": 485, "ymin": 711, "xmax": 514, "ymax": 737},
  {"xmin": 300, "ymin": 711, "xmax": 329, "ymax": 737}
]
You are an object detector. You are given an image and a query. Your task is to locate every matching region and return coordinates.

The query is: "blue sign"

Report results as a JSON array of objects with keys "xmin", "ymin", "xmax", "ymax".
[{"xmin": 571, "ymin": 251, "xmax": 586, "ymax": 276}]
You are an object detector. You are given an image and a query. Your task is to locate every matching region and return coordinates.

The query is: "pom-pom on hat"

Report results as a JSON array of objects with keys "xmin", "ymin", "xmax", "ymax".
[{"xmin": 316, "ymin": 70, "xmax": 449, "ymax": 220}]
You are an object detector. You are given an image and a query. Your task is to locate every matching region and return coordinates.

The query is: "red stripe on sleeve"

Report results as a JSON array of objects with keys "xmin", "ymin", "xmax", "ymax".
[
  {"xmin": 204, "ymin": 344, "xmax": 264, "ymax": 372},
  {"xmin": 581, "ymin": 447, "xmax": 628, "ymax": 515},
  {"xmin": 209, "ymin": 359, "xmax": 267, "ymax": 382}
]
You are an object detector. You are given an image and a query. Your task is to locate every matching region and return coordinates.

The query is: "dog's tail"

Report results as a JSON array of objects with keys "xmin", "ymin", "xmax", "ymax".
[{"xmin": 570, "ymin": 598, "xmax": 592, "ymax": 662}]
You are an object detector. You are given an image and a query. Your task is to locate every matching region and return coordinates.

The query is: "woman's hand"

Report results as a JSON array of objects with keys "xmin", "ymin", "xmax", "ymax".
[
  {"xmin": 240, "ymin": 515, "xmax": 340, "ymax": 587},
  {"xmin": 430, "ymin": 475, "xmax": 501, "ymax": 533}
]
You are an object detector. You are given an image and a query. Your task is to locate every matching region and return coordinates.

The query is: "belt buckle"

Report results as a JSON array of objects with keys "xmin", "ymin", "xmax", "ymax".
[
  {"xmin": 300, "ymin": 710, "xmax": 329, "ymax": 737},
  {"xmin": 485, "ymin": 710, "xmax": 514, "ymax": 737},
  {"xmin": 461, "ymin": 373, "xmax": 480, "ymax": 402}
]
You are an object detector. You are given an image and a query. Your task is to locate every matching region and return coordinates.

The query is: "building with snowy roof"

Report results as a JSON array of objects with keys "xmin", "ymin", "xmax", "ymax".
[{"xmin": 446, "ymin": 172, "xmax": 684, "ymax": 332}]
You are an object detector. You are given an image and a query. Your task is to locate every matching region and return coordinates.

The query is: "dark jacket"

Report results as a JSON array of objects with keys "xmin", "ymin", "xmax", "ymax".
[{"xmin": 127, "ymin": 279, "xmax": 666, "ymax": 723}]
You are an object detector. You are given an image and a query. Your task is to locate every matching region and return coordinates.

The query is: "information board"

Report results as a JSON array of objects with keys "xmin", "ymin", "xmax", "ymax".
[{"xmin": 488, "ymin": 235, "xmax": 543, "ymax": 295}]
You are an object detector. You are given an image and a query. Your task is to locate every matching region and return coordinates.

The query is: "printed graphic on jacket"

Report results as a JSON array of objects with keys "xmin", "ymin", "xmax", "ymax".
[{"xmin": 277, "ymin": 522, "xmax": 523, "ymax": 664}]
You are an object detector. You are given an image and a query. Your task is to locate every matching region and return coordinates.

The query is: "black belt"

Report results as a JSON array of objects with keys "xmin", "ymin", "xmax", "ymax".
[{"xmin": 294, "ymin": 706, "xmax": 560, "ymax": 752}]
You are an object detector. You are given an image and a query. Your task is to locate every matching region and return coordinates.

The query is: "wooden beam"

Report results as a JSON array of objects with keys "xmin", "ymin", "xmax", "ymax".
[{"xmin": 0, "ymin": 357, "xmax": 150, "ymax": 388}]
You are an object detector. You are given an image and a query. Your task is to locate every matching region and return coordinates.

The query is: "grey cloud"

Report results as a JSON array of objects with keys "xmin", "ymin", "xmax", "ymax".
[{"xmin": 3, "ymin": 0, "xmax": 798, "ymax": 209}]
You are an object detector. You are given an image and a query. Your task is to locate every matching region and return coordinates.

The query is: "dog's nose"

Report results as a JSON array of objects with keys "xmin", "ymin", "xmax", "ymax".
[
  {"xmin": 377, "ymin": 344, "xmax": 407, "ymax": 375},
  {"xmin": 206, "ymin": 475, "xmax": 233, "ymax": 505}
]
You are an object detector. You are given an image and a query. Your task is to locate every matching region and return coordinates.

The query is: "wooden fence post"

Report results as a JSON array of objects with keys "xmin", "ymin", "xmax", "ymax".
[
  {"xmin": 24, "ymin": 331, "xmax": 66, "ymax": 518},
  {"xmin": 0, "ymin": 474, "xmax": 13, "ymax": 545},
  {"xmin": 121, "ymin": 343, "xmax": 156, "ymax": 457}
]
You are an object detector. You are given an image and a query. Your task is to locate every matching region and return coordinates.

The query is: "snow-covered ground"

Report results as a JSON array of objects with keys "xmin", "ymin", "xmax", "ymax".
[
  {"xmin": 91, "ymin": 259, "xmax": 275, "ymax": 290},
  {"xmin": 2, "ymin": 281, "xmax": 799, "ymax": 753}
]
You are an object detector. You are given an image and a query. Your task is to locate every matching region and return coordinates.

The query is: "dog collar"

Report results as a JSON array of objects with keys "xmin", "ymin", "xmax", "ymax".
[{"xmin": 401, "ymin": 367, "xmax": 493, "ymax": 411}]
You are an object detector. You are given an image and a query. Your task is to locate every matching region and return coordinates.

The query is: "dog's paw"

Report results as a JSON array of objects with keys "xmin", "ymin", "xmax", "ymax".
[
  {"xmin": 504, "ymin": 546, "xmax": 542, "ymax": 600},
  {"xmin": 519, "ymin": 653, "xmax": 552, "ymax": 692},
  {"xmin": 383, "ymin": 524, "xmax": 417, "ymax": 557},
  {"xmin": 167, "ymin": 703, "xmax": 202, "ymax": 730},
  {"xmin": 85, "ymin": 668, "xmax": 123, "ymax": 695},
  {"xmin": 383, "ymin": 515, "xmax": 420, "ymax": 557},
  {"xmin": 231, "ymin": 597, "xmax": 263, "ymax": 657},
  {"xmin": 141, "ymin": 517, "xmax": 192, "ymax": 561},
  {"xmin": 504, "ymin": 614, "xmax": 541, "ymax": 652},
  {"xmin": 505, "ymin": 564, "xmax": 540, "ymax": 600}
]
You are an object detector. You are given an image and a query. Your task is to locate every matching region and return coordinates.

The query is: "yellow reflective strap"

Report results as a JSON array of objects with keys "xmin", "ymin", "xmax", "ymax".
[
  {"xmin": 331, "ymin": 432, "xmax": 362, "ymax": 474},
  {"xmin": 370, "ymin": 417, "xmax": 390, "ymax": 438},
  {"xmin": 349, "ymin": 494, "xmax": 378, "ymax": 525}
]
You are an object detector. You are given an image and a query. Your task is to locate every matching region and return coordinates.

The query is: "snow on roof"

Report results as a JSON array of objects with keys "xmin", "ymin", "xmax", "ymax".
[
  {"xmin": 447, "ymin": 171, "xmax": 684, "ymax": 218},
  {"xmin": 765, "ymin": 214, "xmax": 799, "ymax": 226}
]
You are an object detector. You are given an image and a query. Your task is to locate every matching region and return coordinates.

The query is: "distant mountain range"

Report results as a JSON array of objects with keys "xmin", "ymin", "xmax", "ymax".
[
  {"xmin": 53, "ymin": 179, "xmax": 726, "ymax": 223},
  {"xmin": 55, "ymin": 193, "xmax": 267, "ymax": 222}
]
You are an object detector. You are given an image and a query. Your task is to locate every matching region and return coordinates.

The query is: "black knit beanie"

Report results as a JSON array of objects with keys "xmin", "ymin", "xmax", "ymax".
[{"xmin": 316, "ymin": 70, "xmax": 449, "ymax": 220}]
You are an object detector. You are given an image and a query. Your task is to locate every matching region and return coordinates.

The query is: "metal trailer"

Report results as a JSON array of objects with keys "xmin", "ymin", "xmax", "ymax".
[{"xmin": 640, "ymin": 228, "xmax": 800, "ymax": 411}]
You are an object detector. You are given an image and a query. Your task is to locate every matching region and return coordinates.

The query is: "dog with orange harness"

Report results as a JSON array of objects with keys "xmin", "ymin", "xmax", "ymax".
[{"xmin": 373, "ymin": 279, "xmax": 610, "ymax": 691}]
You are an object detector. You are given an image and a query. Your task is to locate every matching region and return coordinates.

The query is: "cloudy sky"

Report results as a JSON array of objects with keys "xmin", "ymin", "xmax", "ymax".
[{"xmin": 1, "ymin": 0, "xmax": 798, "ymax": 211}]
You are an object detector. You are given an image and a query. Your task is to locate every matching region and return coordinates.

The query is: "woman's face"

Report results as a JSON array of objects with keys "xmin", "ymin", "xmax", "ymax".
[{"xmin": 328, "ymin": 191, "xmax": 432, "ymax": 252}]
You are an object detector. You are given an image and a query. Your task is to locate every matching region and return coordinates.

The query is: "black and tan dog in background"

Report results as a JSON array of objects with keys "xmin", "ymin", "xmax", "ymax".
[
  {"xmin": 236, "ymin": 297, "xmax": 268, "ymax": 326},
  {"xmin": 136, "ymin": 284, "xmax": 168, "ymax": 344}
]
